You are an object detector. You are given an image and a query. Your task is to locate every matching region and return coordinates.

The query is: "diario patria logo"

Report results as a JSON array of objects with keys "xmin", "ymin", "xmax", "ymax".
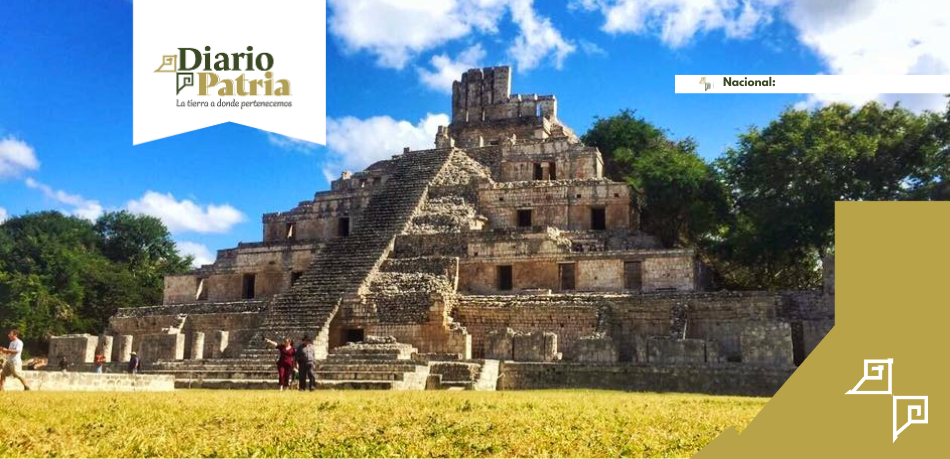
[
  {"xmin": 155, "ymin": 46, "xmax": 291, "ymax": 100},
  {"xmin": 699, "ymin": 76, "xmax": 713, "ymax": 91}
]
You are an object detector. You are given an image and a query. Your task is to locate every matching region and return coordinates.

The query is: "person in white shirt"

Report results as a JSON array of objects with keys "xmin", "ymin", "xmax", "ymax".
[{"xmin": 0, "ymin": 330, "xmax": 31, "ymax": 391}]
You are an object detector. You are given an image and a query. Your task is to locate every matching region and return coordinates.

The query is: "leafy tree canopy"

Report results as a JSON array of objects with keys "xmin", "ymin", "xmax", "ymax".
[{"xmin": 0, "ymin": 211, "xmax": 191, "ymax": 352}]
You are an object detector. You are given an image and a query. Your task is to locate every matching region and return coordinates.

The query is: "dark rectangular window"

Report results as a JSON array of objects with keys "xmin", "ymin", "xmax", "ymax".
[
  {"xmin": 591, "ymin": 207, "xmax": 607, "ymax": 230},
  {"xmin": 497, "ymin": 265, "xmax": 513, "ymax": 291},
  {"xmin": 559, "ymin": 263, "xmax": 576, "ymax": 291},
  {"xmin": 533, "ymin": 163, "xmax": 543, "ymax": 180},
  {"xmin": 290, "ymin": 271, "xmax": 303, "ymax": 286},
  {"xmin": 242, "ymin": 274, "xmax": 256, "ymax": 300},
  {"xmin": 548, "ymin": 162, "xmax": 557, "ymax": 180},
  {"xmin": 195, "ymin": 278, "xmax": 208, "ymax": 301},
  {"xmin": 345, "ymin": 329, "xmax": 365, "ymax": 343},
  {"xmin": 338, "ymin": 217, "xmax": 350, "ymax": 237},
  {"xmin": 624, "ymin": 261, "xmax": 643, "ymax": 291},
  {"xmin": 517, "ymin": 209, "xmax": 533, "ymax": 228}
]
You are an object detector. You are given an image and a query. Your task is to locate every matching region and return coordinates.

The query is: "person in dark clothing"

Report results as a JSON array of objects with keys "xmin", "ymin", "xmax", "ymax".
[
  {"xmin": 295, "ymin": 335, "xmax": 317, "ymax": 391},
  {"xmin": 264, "ymin": 337, "xmax": 295, "ymax": 390},
  {"xmin": 128, "ymin": 352, "xmax": 142, "ymax": 374}
]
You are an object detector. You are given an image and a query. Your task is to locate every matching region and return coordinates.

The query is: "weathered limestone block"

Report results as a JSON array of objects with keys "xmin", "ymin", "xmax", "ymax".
[
  {"xmin": 633, "ymin": 335, "xmax": 647, "ymax": 363},
  {"xmin": 646, "ymin": 338, "xmax": 708, "ymax": 364},
  {"xmin": 741, "ymin": 322, "xmax": 794, "ymax": 366},
  {"xmin": 512, "ymin": 331, "xmax": 560, "ymax": 362},
  {"xmin": 116, "ymin": 335, "xmax": 133, "ymax": 362},
  {"xmin": 49, "ymin": 334, "xmax": 98, "ymax": 364},
  {"xmin": 139, "ymin": 334, "xmax": 185, "ymax": 361},
  {"xmin": 574, "ymin": 334, "xmax": 618, "ymax": 363},
  {"xmin": 97, "ymin": 335, "xmax": 114, "ymax": 363},
  {"xmin": 190, "ymin": 332, "xmax": 205, "ymax": 360},
  {"xmin": 213, "ymin": 330, "xmax": 229, "ymax": 358},
  {"xmin": 485, "ymin": 328, "xmax": 516, "ymax": 360},
  {"xmin": 446, "ymin": 329, "xmax": 472, "ymax": 360}
]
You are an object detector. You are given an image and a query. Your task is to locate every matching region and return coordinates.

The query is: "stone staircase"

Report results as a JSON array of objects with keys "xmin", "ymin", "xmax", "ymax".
[
  {"xmin": 313, "ymin": 340, "xmax": 429, "ymax": 390},
  {"xmin": 238, "ymin": 148, "xmax": 454, "ymax": 361}
]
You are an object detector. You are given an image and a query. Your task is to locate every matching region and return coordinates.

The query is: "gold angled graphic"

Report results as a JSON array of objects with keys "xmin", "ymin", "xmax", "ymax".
[{"xmin": 155, "ymin": 55, "xmax": 177, "ymax": 73}]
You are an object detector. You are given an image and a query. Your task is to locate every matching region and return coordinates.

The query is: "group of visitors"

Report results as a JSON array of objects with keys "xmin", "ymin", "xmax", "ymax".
[{"xmin": 263, "ymin": 335, "xmax": 317, "ymax": 391}]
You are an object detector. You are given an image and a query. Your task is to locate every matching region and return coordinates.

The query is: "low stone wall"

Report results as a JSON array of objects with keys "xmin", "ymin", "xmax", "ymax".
[
  {"xmin": 1, "ymin": 371, "xmax": 174, "ymax": 392},
  {"xmin": 741, "ymin": 323, "xmax": 794, "ymax": 366},
  {"xmin": 498, "ymin": 362, "xmax": 795, "ymax": 396},
  {"xmin": 647, "ymin": 338, "xmax": 716, "ymax": 364},
  {"xmin": 574, "ymin": 335, "xmax": 618, "ymax": 363}
]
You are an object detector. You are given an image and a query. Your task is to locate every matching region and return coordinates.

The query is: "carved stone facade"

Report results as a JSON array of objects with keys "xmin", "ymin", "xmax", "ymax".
[{"xmin": 51, "ymin": 66, "xmax": 834, "ymax": 393}]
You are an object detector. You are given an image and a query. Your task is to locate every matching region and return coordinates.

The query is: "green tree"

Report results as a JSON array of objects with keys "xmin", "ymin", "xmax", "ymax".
[
  {"xmin": 94, "ymin": 211, "xmax": 191, "ymax": 305},
  {"xmin": 582, "ymin": 110, "xmax": 729, "ymax": 248},
  {"xmin": 715, "ymin": 101, "xmax": 948, "ymax": 289},
  {"xmin": 0, "ymin": 211, "xmax": 191, "ymax": 351}
]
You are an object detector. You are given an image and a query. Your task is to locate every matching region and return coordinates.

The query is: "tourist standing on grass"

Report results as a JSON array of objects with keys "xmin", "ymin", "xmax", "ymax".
[
  {"xmin": 296, "ymin": 335, "xmax": 317, "ymax": 391},
  {"xmin": 128, "ymin": 352, "xmax": 141, "ymax": 374},
  {"xmin": 264, "ymin": 337, "xmax": 296, "ymax": 390},
  {"xmin": 0, "ymin": 330, "xmax": 31, "ymax": 391}
]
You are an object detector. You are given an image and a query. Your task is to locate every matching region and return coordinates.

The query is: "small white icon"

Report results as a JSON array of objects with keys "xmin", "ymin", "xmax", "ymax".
[
  {"xmin": 845, "ymin": 358, "xmax": 928, "ymax": 443},
  {"xmin": 845, "ymin": 358, "xmax": 893, "ymax": 394},
  {"xmin": 893, "ymin": 396, "xmax": 928, "ymax": 443}
]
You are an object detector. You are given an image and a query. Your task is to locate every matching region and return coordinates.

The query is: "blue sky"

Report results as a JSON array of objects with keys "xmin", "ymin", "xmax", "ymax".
[{"xmin": 1, "ymin": 0, "xmax": 947, "ymax": 265}]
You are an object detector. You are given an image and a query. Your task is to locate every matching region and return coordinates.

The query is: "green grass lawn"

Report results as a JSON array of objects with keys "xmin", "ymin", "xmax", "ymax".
[{"xmin": 0, "ymin": 390, "xmax": 765, "ymax": 458}]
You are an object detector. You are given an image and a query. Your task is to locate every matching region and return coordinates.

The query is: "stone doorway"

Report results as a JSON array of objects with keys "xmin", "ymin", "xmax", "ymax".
[{"xmin": 345, "ymin": 328, "xmax": 364, "ymax": 344}]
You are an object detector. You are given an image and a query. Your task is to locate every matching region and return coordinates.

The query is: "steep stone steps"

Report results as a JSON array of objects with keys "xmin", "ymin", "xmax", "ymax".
[{"xmin": 239, "ymin": 149, "xmax": 454, "ymax": 360}]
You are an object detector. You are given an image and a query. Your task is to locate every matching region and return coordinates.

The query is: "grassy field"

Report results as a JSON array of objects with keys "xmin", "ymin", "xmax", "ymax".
[{"xmin": 0, "ymin": 390, "xmax": 765, "ymax": 458}]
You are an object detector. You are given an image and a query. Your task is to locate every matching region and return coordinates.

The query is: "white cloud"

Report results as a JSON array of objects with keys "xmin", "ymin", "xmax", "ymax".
[
  {"xmin": 266, "ymin": 132, "xmax": 319, "ymax": 153},
  {"xmin": 126, "ymin": 191, "xmax": 246, "ymax": 235},
  {"xmin": 0, "ymin": 136, "xmax": 40, "ymax": 180},
  {"xmin": 572, "ymin": 0, "xmax": 778, "ymax": 48},
  {"xmin": 176, "ymin": 241, "xmax": 215, "ymax": 267},
  {"xmin": 322, "ymin": 113, "xmax": 449, "ymax": 181},
  {"xmin": 328, "ymin": 0, "xmax": 502, "ymax": 69},
  {"xmin": 576, "ymin": 0, "xmax": 950, "ymax": 112},
  {"xmin": 25, "ymin": 177, "xmax": 104, "ymax": 221},
  {"xmin": 0, "ymin": 207, "xmax": 8, "ymax": 224},
  {"xmin": 328, "ymin": 0, "xmax": 573, "ymax": 71},
  {"xmin": 418, "ymin": 44, "xmax": 487, "ymax": 93},
  {"xmin": 784, "ymin": 0, "xmax": 950, "ymax": 112},
  {"xmin": 507, "ymin": 0, "xmax": 576, "ymax": 70}
]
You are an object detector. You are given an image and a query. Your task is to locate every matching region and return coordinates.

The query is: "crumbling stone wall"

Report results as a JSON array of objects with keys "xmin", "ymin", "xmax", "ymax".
[
  {"xmin": 109, "ymin": 301, "xmax": 265, "ymax": 358},
  {"xmin": 741, "ymin": 322, "xmax": 794, "ymax": 366},
  {"xmin": 48, "ymin": 334, "xmax": 98, "ymax": 364},
  {"xmin": 477, "ymin": 181, "xmax": 631, "ymax": 231},
  {"xmin": 139, "ymin": 334, "xmax": 185, "ymax": 362},
  {"xmin": 458, "ymin": 245, "xmax": 697, "ymax": 294},
  {"xmin": 453, "ymin": 297, "xmax": 599, "ymax": 359},
  {"xmin": 646, "ymin": 338, "xmax": 718, "ymax": 364},
  {"xmin": 498, "ymin": 140, "xmax": 603, "ymax": 181},
  {"xmin": 483, "ymin": 328, "xmax": 560, "ymax": 361},
  {"xmin": 498, "ymin": 362, "xmax": 795, "ymax": 396},
  {"xmin": 573, "ymin": 334, "xmax": 619, "ymax": 363},
  {"xmin": 163, "ymin": 243, "xmax": 319, "ymax": 304}
]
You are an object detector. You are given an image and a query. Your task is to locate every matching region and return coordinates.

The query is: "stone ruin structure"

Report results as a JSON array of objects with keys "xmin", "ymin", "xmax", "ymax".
[{"xmin": 51, "ymin": 66, "xmax": 835, "ymax": 393}]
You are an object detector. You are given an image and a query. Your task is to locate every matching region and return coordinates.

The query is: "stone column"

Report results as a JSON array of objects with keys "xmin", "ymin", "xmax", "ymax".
[
  {"xmin": 98, "ymin": 335, "xmax": 114, "ymax": 363},
  {"xmin": 190, "ymin": 332, "xmax": 205, "ymax": 360},
  {"xmin": 212, "ymin": 331, "xmax": 229, "ymax": 358},
  {"xmin": 117, "ymin": 335, "xmax": 133, "ymax": 363}
]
